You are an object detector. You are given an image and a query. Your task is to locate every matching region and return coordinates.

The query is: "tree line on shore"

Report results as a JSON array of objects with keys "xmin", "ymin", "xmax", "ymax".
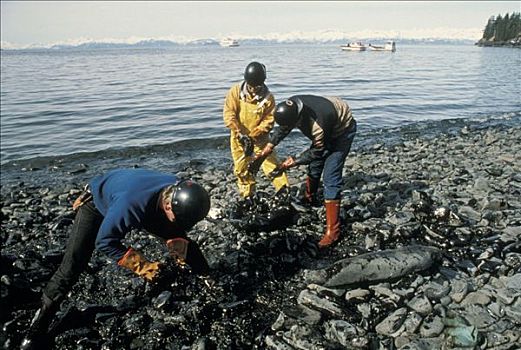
[{"xmin": 477, "ymin": 12, "xmax": 521, "ymax": 47}]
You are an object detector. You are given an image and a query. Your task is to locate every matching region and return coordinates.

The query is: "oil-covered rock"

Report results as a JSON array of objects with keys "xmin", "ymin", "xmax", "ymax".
[{"xmin": 2, "ymin": 120, "xmax": 520, "ymax": 349}]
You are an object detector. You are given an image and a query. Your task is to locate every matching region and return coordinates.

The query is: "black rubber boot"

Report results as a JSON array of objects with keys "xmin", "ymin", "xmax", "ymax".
[{"xmin": 20, "ymin": 294, "xmax": 57, "ymax": 350}]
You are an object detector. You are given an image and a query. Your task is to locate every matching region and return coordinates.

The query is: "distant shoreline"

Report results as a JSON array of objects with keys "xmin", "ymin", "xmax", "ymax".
[
  {"xmin": 475, "ymin": 40, "xmax": 521, "ymax": 48},
  {"xmin": 1, "ymin": 38, "xmax": 477, "ymax": 51}
]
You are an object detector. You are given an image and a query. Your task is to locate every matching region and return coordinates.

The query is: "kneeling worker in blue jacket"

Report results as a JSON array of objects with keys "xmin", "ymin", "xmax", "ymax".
[{"xmin": 21, "ymin": 168, "xmax": 211, "ymax": 349}]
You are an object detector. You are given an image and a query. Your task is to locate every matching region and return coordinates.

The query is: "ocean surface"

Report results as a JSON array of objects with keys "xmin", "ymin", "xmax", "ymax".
[{"xmin": 1, "ymin": 44, "xmax": 520, "ymax": 166}]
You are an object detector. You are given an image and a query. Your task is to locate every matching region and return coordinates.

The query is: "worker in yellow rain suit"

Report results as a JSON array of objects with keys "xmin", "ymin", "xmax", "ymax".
[{"xmin": 223, "ymin": 62, "xmax": 289, "ymax": 198}]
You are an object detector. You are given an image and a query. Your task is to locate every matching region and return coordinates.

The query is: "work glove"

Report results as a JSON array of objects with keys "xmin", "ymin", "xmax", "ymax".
[
  {"xmin": 238, "ymin": 134, "xmax": 254, "ymax": 157},
  {"xmin": 268, "ymin": 156, "xmax": 295, "ymax": 178},
  {"xmin": 248, "ymin": 144, "xmax": 274, "ymax": 175},
  {"xmin": 166, "ymin": 238, "xmax": 189, "ymax": 266},
  {"xmin": 118, "ymin": 248, "xmax": 161, "ymax": 282},
  {"xmin": 72, "ymin": 189, "xmax": 92, "ymax": 211},
  {"xmin": 280, "ymin": 156, "xmax": 296, "ymax": 169},
  {"xmin": 166, "ymin": 238, "xmax": 210, "ymax": 276}
]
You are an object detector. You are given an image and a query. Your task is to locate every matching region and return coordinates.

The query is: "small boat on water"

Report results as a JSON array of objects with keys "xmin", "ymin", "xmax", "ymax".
[
  {"xmin": 340, "ymin": 42, "xmax": 367, "ymax": 51},
  {"xmin": 220, "ymin": 38, "xmax": 240, "ymax": 47},
  {"xmin": 369, "ymin": 41, "xmax": 396, "ymax": 52}
]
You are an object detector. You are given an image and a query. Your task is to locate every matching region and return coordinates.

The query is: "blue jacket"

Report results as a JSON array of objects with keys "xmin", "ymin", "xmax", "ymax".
[{"xmin": 90, "ymin": 168, "xmax": 182, "ymax": 261}]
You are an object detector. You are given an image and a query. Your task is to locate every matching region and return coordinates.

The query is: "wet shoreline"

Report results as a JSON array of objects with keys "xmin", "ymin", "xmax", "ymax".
[{"xmin": 1, "ymin": 116, "xmax": 521, "ymax": 349}]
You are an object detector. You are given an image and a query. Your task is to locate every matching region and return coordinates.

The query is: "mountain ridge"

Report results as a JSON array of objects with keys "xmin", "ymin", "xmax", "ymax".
[{"xmin": 1, "ymin": 37, "xmax": 475, "ymax": 51}]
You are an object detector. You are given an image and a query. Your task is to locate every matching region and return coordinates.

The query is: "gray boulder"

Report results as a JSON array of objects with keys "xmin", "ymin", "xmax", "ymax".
[{"xmin": 324, "ymin": 245, "xmax": 441, "ymax": 288}]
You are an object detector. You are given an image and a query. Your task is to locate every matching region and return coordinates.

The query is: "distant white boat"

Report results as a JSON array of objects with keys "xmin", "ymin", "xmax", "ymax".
[
  {"xmin": 369, "ymin": 41, "xmax": 396, "ymax": 52},
  {"xmin": 220, "ymin": 38, "xmax": 239, "ymax": 47},
  {"xmin": 340, "ymin": 42, "xmax": 367, "ymax": 51}
]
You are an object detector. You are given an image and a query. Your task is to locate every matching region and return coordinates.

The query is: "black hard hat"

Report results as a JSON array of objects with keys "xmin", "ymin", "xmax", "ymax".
[
  {"xmin": 171, "ymin": 180, "xmax": 211, "ymax": 230},
  {"xmin": 274, "ymin": 99, "xmax": 300, "ymax": 127},
  {"xmin": 244, "ymin": 62, "xmax": 266, "ymax": 86}
]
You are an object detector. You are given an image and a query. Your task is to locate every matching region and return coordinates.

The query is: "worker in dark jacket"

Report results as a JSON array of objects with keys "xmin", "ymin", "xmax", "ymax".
[
  {"xmin": 249, "ymin": 95, "xmax": 356, "ymax": 248},
  {"xmin": 21, "ymin": 168, "xmax": 211, "ymax": 349}
]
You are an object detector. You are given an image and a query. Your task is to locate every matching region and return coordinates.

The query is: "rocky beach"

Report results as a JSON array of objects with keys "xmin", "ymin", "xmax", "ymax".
[{"xmin": 1, "ymin": 116, "xmax": 520, "ymax": 349}]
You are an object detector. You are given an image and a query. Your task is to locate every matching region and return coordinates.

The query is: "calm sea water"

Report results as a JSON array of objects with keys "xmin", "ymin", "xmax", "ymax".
[{"xmin": 1, "ymin": 44, "xmax": 520, "ymax": 164}]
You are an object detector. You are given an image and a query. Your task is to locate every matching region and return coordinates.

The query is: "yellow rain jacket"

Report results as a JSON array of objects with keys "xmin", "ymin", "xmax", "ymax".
[{"xmin": 223, "ymin": 82, "xmax": 289, "ymax": 198}]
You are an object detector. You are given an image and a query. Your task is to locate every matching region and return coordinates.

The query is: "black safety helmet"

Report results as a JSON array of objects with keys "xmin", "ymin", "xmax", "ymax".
[
  {"xmin": 244, "ymin": 61, "xmax": 266, "ymax": 86},
  {"xmin": 274, "ymin": 99, "xmax": 300, "ymax": 127},
  {"xmin": 171, "ymin": 180, "xmax": 211, "ymax": 230}
]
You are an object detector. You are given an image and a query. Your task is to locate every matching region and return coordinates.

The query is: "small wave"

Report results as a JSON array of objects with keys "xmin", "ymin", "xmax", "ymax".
[
  {"xmin": 1, "ymin": 136, "xmax": 230, "ymax": 170},
  {"xmin": 2, "ymin": 113, "xmax": 519, "ymax": 171}
]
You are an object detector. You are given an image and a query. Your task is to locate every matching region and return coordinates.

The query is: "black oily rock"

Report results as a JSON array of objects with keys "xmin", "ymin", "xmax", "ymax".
[
  {"xmin": 227, "ymin": 190, "xmax": 299, "ymax": 232},
  {"xmin": 1, "ymin": 120, "xmax": 521, "ymax": 349}
]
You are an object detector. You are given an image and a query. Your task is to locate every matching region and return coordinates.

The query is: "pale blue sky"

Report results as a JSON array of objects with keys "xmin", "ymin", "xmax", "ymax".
[{"xmin": 1, "ymin": 1, "xmax": 520, "ymax": 46}]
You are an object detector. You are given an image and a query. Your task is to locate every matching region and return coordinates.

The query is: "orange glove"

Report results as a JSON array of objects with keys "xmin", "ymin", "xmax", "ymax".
[
  {"xmin": 72, "ymin": 191, "xmax": 92, "ymax": 211},
  {"xmin": 117, "ymin": 248, "xmax": 160, "ymax": 282},
  {"xmin": 268, "ymin": 156, "xmax": 295, "ymax": 178},
  {"xmin": 280, "ymin": 156, "xmax": 296, "ymax": 169},
  {"xmin": 167, "ymin": 238, "xmax": 210, "ymax": 275},
  {"xmin": 166, "ymin": 238, "xmax": 189, "ymax": 265}
]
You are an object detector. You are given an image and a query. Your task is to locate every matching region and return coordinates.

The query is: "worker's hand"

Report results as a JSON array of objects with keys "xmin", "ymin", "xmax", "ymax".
[
  {"xmin": 248, "ymin": 144, "xmax": 274, "ymax": 174},
  {"xmin": 238, "ymin": 134, "xmax": 254, "ymax": 157},
  {"xmin": 166, "ymin": 238, "xmax": 189, "ymax": 265},
  {"xmin": 140, "ymin": 261, "xmax": 161, "ymax": 282},
  {"xmin": 280, "ymin": 156, "xmax": 296, "ymax": 169},
  {"xmin": 117, "ymin": 248, "xmax": 161, "ymax": 282},
  {"xmin": 72, "ymin": 189, "xmax": 92, "ymax": 211},
  {"xmin": 268, "ymin": 157, "xmax": 295, "ymax": 178}
]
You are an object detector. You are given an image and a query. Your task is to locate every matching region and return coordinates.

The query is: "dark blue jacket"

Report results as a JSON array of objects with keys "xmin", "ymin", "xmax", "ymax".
[{"xmin": 90, "ymin": 169, "xmax": 182, "ymax": 261}]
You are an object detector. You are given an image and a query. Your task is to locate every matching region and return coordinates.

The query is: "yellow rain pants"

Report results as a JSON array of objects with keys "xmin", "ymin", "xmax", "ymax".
[{"xmin": 224, "ymin": 84, "xmax": 289, "ymax": 198}]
